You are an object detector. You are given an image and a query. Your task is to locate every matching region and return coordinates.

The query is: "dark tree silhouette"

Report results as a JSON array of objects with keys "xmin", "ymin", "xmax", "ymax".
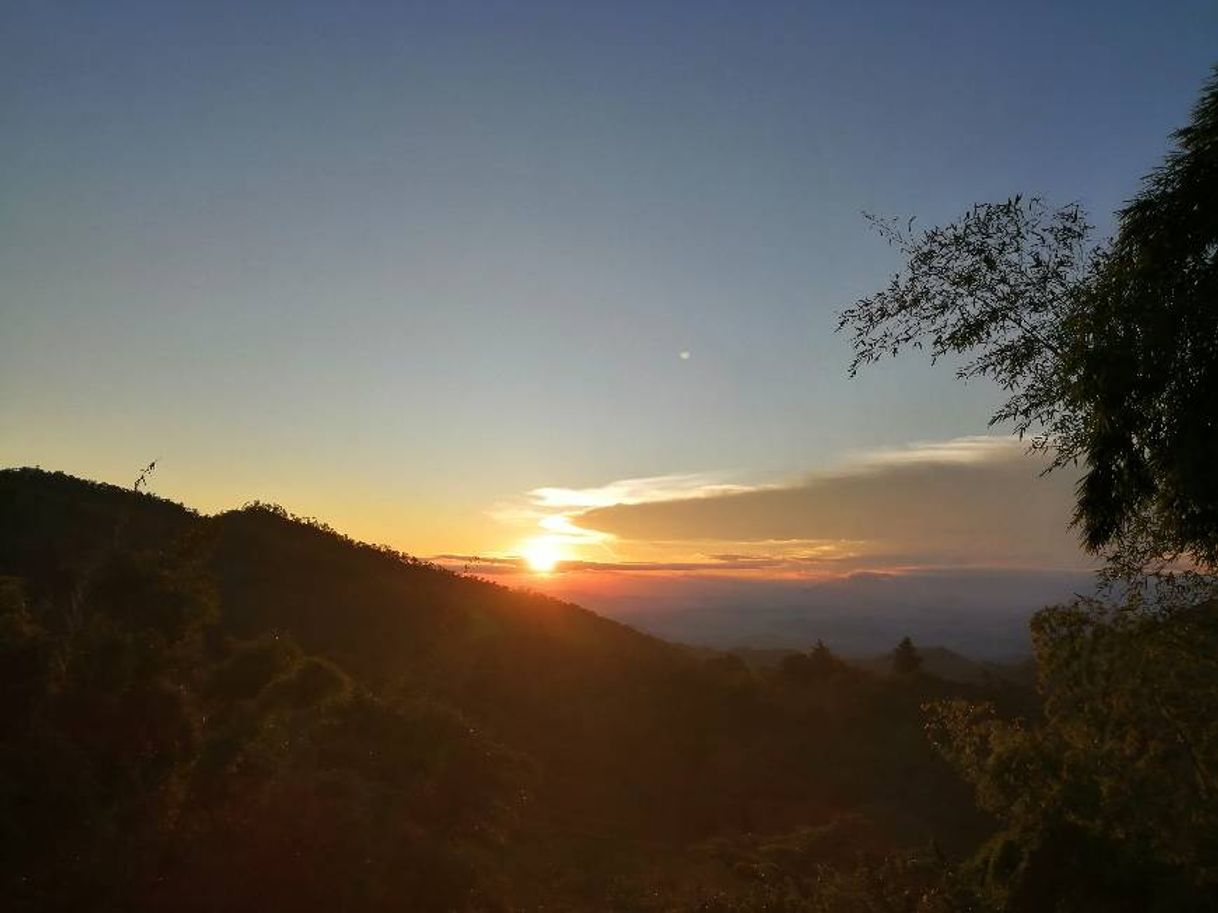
[
  {"xmin": 808, "ymin": 639, "xmax": 842, "ymax": 677},
  {"xmin": 891, "ymin": 636, "xmax": 922, "ymax": 676},
  {"xmin": 839, "ymin": 66, "xmax": 1218, "ymax": 570},
  {"xmin": 1070, "ymin": 69, "xmax": 1218, "ymax": 566}
]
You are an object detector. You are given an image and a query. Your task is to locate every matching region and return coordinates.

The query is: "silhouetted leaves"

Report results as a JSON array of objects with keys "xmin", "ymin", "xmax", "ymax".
[{"xmin": 839, "ymin": 68, "xmax": 1218, "ymax": 571}]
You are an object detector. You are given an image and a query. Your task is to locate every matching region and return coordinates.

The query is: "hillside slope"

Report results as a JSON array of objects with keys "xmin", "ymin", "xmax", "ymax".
[{"xmin": 0, "ymin": 468, "xmax": 1008, "ymax": 910}]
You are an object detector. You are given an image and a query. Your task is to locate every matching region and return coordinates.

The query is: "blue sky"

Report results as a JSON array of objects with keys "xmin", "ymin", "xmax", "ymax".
[{"xmin": 3, "ymin": 2, "xmax": 1215, "ymax": 636}]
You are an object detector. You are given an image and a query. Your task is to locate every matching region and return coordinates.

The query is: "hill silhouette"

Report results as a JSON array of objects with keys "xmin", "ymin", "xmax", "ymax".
[{"xmin": 1, "ymin": 467, "xmax": 1029, "ymax": 911}]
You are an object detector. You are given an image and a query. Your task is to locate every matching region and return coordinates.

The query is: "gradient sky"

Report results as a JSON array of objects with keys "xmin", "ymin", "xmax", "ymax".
[{"xmin": 3, "ymin": 2, "xmax": 1215, "ymax": 646}]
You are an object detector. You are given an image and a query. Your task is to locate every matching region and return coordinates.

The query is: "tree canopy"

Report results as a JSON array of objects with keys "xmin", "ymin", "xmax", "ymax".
[
  {"xmin": 892, "ymin": 636, "xmax": 923, "ymax": 676},
  {"xmin": 1072, "ymin": 68, "xmax": 1218, "ymax": 565},
  {"xmin": 839, "ymin": 67, "xmax": 1218, "ymax": 569}
]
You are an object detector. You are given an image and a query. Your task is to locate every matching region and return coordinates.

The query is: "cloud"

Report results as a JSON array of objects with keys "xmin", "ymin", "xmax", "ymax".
[
  {"xmin": 481, "ymin": 471, "xmax": 771, "ymax": 561},
  {"xmin": 571, "ymin": 436, "xmax": 1091, "ymax": 571},
  {"xmin": 437, "ymin": 552, "xmax": 843, "ymax": 575},
  {"xmin": 528, "ymin": 472, "xmax": 760, "ymax": 511},
  {"xmin": 846, "ymin": 435, "xmax": 1031, "ymax": 467}
]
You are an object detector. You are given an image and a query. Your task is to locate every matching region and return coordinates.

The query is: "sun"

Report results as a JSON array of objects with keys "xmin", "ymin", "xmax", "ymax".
[{"xmin": 521, "ymin": 537, "xmax": 564, "ymax": 574}]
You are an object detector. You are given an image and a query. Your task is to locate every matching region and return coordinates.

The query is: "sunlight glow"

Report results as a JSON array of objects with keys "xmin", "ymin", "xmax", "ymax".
[{"xmin": 521, "ymin": 537, "xmax": 564, "ymax": 574}]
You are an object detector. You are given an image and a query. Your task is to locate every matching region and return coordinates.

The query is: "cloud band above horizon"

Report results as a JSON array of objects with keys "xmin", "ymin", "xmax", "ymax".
[{"xmin": 446, "ymin": 436, "xmax": 1093, "ymax": 579}]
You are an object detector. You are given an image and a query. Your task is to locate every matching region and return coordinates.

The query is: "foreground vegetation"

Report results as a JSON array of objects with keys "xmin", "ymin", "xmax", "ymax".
[
  {"xmin": 3, "ymin": 467, "xmax": 1216, "ymax": 911},
  {"xmin": 1, "ymin": 468, "xmax": 1007, "ymax": 911}
]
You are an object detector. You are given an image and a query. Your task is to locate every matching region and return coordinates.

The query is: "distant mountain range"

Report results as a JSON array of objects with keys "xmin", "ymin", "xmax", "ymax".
[
  {"xmin": 532, "ymin": 551, "xmax": 1093, "ymax": 659},
  {"xmin": 707, "ymin": 645, "xmax": 1035, "ymax": 687}
]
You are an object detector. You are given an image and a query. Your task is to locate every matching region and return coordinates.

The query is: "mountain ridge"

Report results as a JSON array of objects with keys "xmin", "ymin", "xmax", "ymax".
[{"xmin": 1, "ymin": 466, "xmax": 1018, "ymax": 909}]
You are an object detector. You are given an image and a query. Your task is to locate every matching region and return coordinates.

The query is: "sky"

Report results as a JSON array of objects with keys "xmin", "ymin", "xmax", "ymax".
[{"xmin": 3, "ymin": 1, "xmax": 1215, "ymax": 652}]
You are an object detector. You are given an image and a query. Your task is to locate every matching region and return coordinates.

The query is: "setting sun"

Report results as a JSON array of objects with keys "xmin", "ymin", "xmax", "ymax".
[{"xmin": 521, "ymin": 537, "xmax": 563, "ymax": 574}]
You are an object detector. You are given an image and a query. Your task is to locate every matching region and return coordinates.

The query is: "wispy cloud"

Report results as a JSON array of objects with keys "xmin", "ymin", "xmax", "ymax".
[
  {"xmin": 529, "ymin": 473, "xmax": 760, "ymax": 510},
  {"xmin": 843, "ymin": 435, "xmax": 1030, "ymax": 469},
  {"xmin": 571, "ymin": 435, "xmax": 1087, "ymax": 571},
  {"xmin": 481, "ymin": 471, "xmax": 772, "ymax": 562},
  {"xmin": 447, "ymin": 435, "xmax": 1090, "ymax": 577},
  {"xmin": 436, "ymin": 547, "xmax": 857, "ymax": 576}
]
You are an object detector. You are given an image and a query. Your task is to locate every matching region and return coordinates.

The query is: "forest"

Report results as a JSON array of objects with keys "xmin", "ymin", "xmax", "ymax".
[
  {"xmin": 2, "ymin": 466, "xmax": 1025, "ymax": 911},
  {"xmin": 4, "ymin": 31, "xmax": 1218, "ymax": 913}
]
